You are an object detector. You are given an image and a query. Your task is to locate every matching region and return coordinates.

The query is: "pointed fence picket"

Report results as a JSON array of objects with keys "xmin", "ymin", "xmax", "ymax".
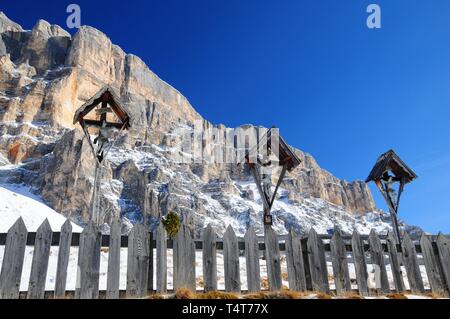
[
  {"xmin": 126, "ymin": 223, "xmax": 150, "ymax": 298},
  {"xmin": 54, "ymin": 219, "xmax": 72, "ymax": 298},
  {"xmin": 285, "ymin": 229, "xmax": 306, "ymax": 291},
  {"xmin": 401, "ymin": 233, "xmax": 425, "ymax": 293},
  {"xmin": 202, "ymin": 224, "xmax": 217, "ymax": 292},
  {"xmin": 106, "ymin": 219, "xmax": 121, "ymax": 299},
  {"xmin": 0, "ymin": 218, "xmax": 28, "ymax": 299},
  {"xmin": 386, "ymin": 231, "xmax": 405, "ymax": 293},
  {"xmin": 244, "ymin": 225, "xmax": 260, "ymax": 292},
  {"xmin": 173, "ymin": 224, "xmax": 196, "ymax": 291},
  {"xmin": 351, "ymin": 230, "xmax": 369, "ymax": 296},
  {"xmin": 223, "ymin": 226, "xmax": 241, "ymax": 293},
  {"xmin": 27, "ymin": 219, "xmax": 52, "ymax": 299},
  {"xmin": 0, "ymin": 218, "xmax": 449, "ymax": 298},
  {"xmin": 330, "ymin": 227, "xmax": 351, "ymax": 293},
  {"xmin": 307, "ymin": 228, "xmax": 330, "ymax": 293},
  {"xmin": 76, "ymin": 221, "xmax": 101, "ymax": 299},
  {"xmin": 156, "ymin": 222, "xmax": 168, "ymax": 293},
  {"xmin": 420, "ymin": 234, "xmax": 447, "ymax": 296},
  {"xmin": 368, "ymin": 229, "xmax": 390, "ymax": 294}
]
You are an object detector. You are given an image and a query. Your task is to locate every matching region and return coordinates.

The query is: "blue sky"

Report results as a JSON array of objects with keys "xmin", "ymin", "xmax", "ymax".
[{"xmin": 2, "ymin": 1, "xmax": 450, "ymax": 233}]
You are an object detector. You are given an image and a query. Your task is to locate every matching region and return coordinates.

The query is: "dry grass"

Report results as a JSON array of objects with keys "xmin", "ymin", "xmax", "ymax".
[
  {"xmin": 386, "ymin": 293, "xmax": 408, "ymax": 299},
  {"xmin": 281, "ymin": 272, "xmax": 289, "ymax": 281},
  {"xmin": 197, "ymin": 291, "xmax": 239, "ymax": 299},
  {"xmin": 337, "ymin": 291, "xmax": 363, "ymax": 299},
  {"xmin": 315, "ymin": 292, "xmax": 332, "ymax": 299},
  {"xmin": 244, "ymin": 290, "xmax": 307, "ymax": 299},
  {"xmin": 100, "ymin": 247, "xmax": 109, "ymax": 253},
  {"xmin": 423, "ymin": 291, "xmax": 448, "ymax": 299},
  {"xmin": 174, "ymin": 288, "xmax": 196, "ymax": 299}
]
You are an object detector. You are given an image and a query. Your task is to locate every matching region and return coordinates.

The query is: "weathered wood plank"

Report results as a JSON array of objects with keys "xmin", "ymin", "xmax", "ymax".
[
  {"xmin": 173, "ymin": 224, "xmax": 196, "ymax": 291},
  {"xmin": 106, "ymin": 219, "xmax": 121, "ymax": 299},
  {"xmin": 75, "ymin": 221, "xmax": 101, "ymax": 299},
  {"xmin": 202, "ymin": 224, "xmax": 217, "ymax": 292},
  {"xmin": 420, "ymin": 233, "xmax": 447, "ymax": 295},
  {"xmin": 386, "ymin": 231, "xmax": 405, "ymax": 293},
  {"xmin": 330, "ymin": 227, "xmax": 351, "ymax": 293},
  {"xmin": 27, "ymin": 219, "xmax": 52, "ymax": 299},
  {"xmin": 436, "ymin": 233, "xmax": 450, "ymax": 293},
  {"xmin": 264, "ymin": 225, "xmax": 282, "ymax": 291},
  {"xmin": 307, "ymin": 228, "xmax": 329, "ymax": 293},
  {"xmin": 126, "ymin": 223, "xmax": 150, "ymax": 298},
  {"xmin": 285, "ymin": 228, "xmax": 306, "ymax": 291},
  {"xmin": 223, "ymin": 225, "xmax": 241, "ymax": 293},
  {"xmin": 147, "ymin": 231, "xmax": 153, "ymax": 293},
  {"xmin": 351, "ymin": 231, "xmax": 369, "ymax": 296},
  {"xmin": 368, "ymin": 229, "xmax": 390, "ymax": 294},
  {"xmin": 0, "ymin": 218, "xmax": 28, "ymax": 299},
  {"xmin": 156, "ymin": 222, "xmax": 167, "ymax": 293},
  {"xmin": 54, "ymin": 219, "xmax": 73, "ymax": 298},
  {"xmin": 244, "ymin": 225, "xmax": 260, "ymax": 292},
  {"xmin": 401, "ymin": 233, "xmax": 424, "ymax": 293}
]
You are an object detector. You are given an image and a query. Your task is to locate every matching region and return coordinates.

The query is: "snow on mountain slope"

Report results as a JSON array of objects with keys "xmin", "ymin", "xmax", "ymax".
[{"xmin": 0, "ymin": 175, "xmax": 82, "ymax": 232}]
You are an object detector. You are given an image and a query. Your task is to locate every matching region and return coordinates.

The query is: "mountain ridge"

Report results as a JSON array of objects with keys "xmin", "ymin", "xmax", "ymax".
[{"xmin": 0, "ymin": 11, "xmax": 407, "ymax": 236}]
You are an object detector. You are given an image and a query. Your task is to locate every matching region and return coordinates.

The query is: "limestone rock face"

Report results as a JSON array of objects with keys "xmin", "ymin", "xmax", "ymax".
[
  {"xmin": 0, "ymin": 11, "xmax": 22, "ymax": 33},
  {"xmin": 19, "ymin": 19, "xmax": 71, "ymax": 74},
  {"xmin": 0, "ymin": 12, "xmax": 382, "ymax": 235}
]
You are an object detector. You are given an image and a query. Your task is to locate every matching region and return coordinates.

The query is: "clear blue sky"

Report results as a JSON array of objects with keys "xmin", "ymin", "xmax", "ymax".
[{"xmin": 2, "ymin": 1, "xmax": 450, "ymax": 233}]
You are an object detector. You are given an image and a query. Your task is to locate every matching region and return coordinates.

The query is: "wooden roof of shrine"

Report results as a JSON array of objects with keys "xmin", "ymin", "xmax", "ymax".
[
  {"xmin": 366, "ymin": 149, "xmax": 417, "ymax": 184},
  {"xmin": 246, "ymin": 127, "xmax": 301, "ymax": 172},
  {"xmin": 73, "ymin": 85, "xmax": 131, "ymax": 129}
]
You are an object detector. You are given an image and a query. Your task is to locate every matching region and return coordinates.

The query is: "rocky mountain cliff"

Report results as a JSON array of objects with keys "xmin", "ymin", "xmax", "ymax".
[{"xmin": 0, "ymin": 12, "xmax": 396, "ymax": 236}]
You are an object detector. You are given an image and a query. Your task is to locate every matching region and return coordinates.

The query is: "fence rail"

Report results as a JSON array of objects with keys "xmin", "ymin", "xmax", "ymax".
[{"xmin": 0, "ymin": 217, "xmax": 449, "ymax": 299}]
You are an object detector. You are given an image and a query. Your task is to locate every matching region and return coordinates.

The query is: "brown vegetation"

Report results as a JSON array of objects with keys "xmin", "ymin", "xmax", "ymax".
[
  {"xmin": 386, "ymin": 293, "xmax": 408, "ymax": 299},
  {"xmin": 174, "ymin": 288, "xmax": 196, "ymax": 299}
]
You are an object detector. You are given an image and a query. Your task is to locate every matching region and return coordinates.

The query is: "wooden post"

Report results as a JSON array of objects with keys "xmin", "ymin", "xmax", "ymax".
[
  {"xmin": 173, "ymin": 225, "xmax": 196, "ymax": 291},
  {"xmin": 27, "ymin": 219, "xmax": 52, "ymax": 299},
  {"xmin": 54, "ymin": 219, "xmax": 73, "ymax": 298},
  {"xmin": 351, "ymin": 230, "xmax": 369, "ymax": 296},
  {"xmin": 106, "ymin": 219, "xmax": 121, "ymax": 299},
  {"xmin": 223, "ymin": 226, "xmax": 241, "ymax": 293},
  {"xmin": 202, "ymin": 224, "xmax": 217, "ymax": 292},
  {"xmin": 420, "ymin": 234, "xmax": 447, "ymax": 295},
  {"xmin": 386, "ymin": 231, "xmax": 405, "ymax": 292},
  {"xmin": 285, "ymin": 228, "xmax": 306, "ymax": 291},
  {"xmin": 401, "ymin": 233, "xmax": 424, "ymax": 293},
  {"xmin": 0, "ymin": 218, "xmax": 28, "ymax": 299},
  {"xmin": 307, "ymin": 228, "xmax": 330, "ymax": 293},
  {"xmin": 244, "ymin": 225, "xmax": 261, "ymax": 292},
  {"xmin": 76, "ymin": 221, "xmax": 101, "ymax": 299},
  {"xmin": 126, "ymin": 223, "xmax": 150, "ymax": 298},
  {"xmin": 264, "ymin": 226, "xmax": 282, "ymax": 291},
  {"xmin": 156, "ymin": 222, "xmax": 168, "ymax": 293},
  {"xmin": 436, "ymin": 234, "xmax": 450, "ymax": 293},
  {"xmin": 368, "ymin": 230, "xmax": 390, "ymax": 294},
  {"xmin": 330, "ymin": 227, "xmax": 351, "ymax": 293}
]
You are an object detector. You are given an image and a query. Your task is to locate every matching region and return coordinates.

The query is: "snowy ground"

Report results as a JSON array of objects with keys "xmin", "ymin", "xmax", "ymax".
[{"xmin": 0, "ymin": 182, "xmax": 82, "ymax": 232}]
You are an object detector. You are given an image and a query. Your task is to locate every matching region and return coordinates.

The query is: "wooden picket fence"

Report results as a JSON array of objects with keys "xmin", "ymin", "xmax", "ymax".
[{"xmin": 0, "ymin": 217, "xmax": 449, "ymax": 299}]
